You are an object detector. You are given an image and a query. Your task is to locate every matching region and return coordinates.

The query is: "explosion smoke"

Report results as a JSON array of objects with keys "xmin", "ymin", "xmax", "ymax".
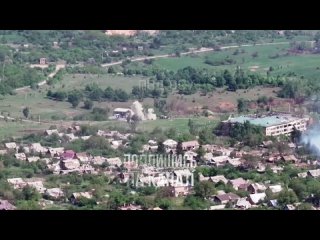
[{"xmin": 301, "ymin": 124, "xmax": 320, "ymax": 156}]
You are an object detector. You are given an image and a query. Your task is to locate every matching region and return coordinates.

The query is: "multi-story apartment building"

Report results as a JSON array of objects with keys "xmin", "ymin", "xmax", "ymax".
[{"xmin": 223, "ymin": 114, "xmax": 309, "ymax": 136}]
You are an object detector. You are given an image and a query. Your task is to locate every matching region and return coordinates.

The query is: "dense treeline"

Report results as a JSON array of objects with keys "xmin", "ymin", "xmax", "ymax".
[
  {"xmin": 130, "ymin": 66, "xmax": 285, "ymax": 97},
  {"xmin": 278, "ymin": 78, "xmax": 320, "ymax": 101},
  {"xmin": 0, "ymin": 30, "xmax": 154, "ymax": 64},
  {"xmin": 47, "ymin": 83, "xmax": 130, "ymax": 107},
  {"xmin": 150, "ymin": 30, "xmax": 299, "ymax": 49},
  {"xmin": 215, "ymin": 120, "xmax": 265, "ymax": 147},
  {"xmin": 0, "ymin": 64, "xmax": 43, "ymax": 95}
]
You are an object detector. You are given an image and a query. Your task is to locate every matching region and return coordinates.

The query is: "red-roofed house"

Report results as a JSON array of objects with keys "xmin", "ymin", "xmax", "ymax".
[{"xmin": 60, "ymin": 150, "xmax": 76, "ymax": 160}]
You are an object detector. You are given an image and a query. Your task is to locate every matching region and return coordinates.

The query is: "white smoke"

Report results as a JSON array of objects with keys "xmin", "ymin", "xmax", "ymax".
[
  {"xmin": 301, "ymin": 125, "xmax": 320, "ymax": 156},
  {"xmin": 131, "ymin": 101, "xmax": 146, "ymax": 121}
]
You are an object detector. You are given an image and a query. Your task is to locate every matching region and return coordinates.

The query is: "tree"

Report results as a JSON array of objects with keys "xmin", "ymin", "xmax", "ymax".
[
  {"xmin": 156, "ymin": 198, "xmax": 172, "ymax": 210},
  {"xmin": 237, "ymin": 98, "xmax": 249, "ymax": 113},
  {"xmin": 84, "ymin": 99, "xmax": 94, "ymax": 110},
  {"xmin": 21, "ymin": 186, "xmax": 41, "ymax": 201},
  {"xmin": 291, "ymin": 127, "xmax": 301, "ymax": 144},
  {"xmin": 216, "ymin": 76, "xmax": 226, "ymax": 87},
  {"xmin": 194, "ymin": 181, "xmax": 216, "ymax": 199},
  {"xmin": 188, "ymin": 119, "xmax": 197, "ymax": 135},
  {"xmin": 166, "ymin": 128, "xmax": 176, "ymax": 139},
  {"xmin": 71, "ymin": 98, "xmax": 80, "ymax": 108},
  {"xmin": 277, "ymin": 190, "xmax": 298, "ymax": 208},
  {"xmin": 68, "ymin": 90, "xmax": 83, "ymax": 108},
  {"xmin": 22, "ymin": 107, "xmax": 30, "ymax": 119},
  {"xmin": 176, "ymin": 141, "xmax": 184, "ymax": 156},
  {"xmin": 156, "ymin": 186, "xmax": 174, "ymax": 199},
  {"xmin": 108, "ymin": 66, "xmax": 116, "ymax": 74},
  {"xmin": 183, "ymin": 195, "xmax": 209, "ymax": 210},
  {"xmin": 252, "ymin": 52, "xmax": 259, "ymax": 58},
  {"xmin": 127, "ymin": 114, "xmax": 140, "ymax": 132},
  {"xmin": 84, "ymin": 136, "xmax": 110, "ymax": 150},
  {"xmin": 104, "ymin": 86, "xmax": 115, "ymax": 100},
  {"xmin": 196, "ymin": 145, "xmax": 206, "ymax": 161},
  {"xmin": 296, "ymin": 203, "xmax": 313, "ymax": 210},
  {"xmin": 198, "ymin": 128, "xmax": 214, "ymax": 144},
  {"xmin": 157, "ymin": 141, "xmax": 166, "ymax": 154}
]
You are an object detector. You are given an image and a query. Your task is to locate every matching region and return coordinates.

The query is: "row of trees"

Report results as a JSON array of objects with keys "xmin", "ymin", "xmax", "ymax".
[
  {"xmin": 125, "ymin": 66, "xmax": 285, "ymax": 98},
  {"xmin": 215, "ymin": 120, "xmax": 265, "ymax": 147},
  {"xmin": 47, "ymin": 84, "xmax": 130, "ymax": 108}
]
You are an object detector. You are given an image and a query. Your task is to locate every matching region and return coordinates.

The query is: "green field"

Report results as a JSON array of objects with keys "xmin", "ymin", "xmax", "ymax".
[
  {"xmin": 0, "ymin": 121, "xmax": 49, "ymax": 140},
  {"xmin": 153, "ymin": 43, "xmax": 320, "ymax": 80},
  {"xmin": 0, "ymin": 90, "xmax": 84, "ymax": 120},
  {"xmin": 94, "ymin": 117, "xmax": 216, "ymax": 133},
  {"xmin": 0, "ymin": 117, "xmax": 216, "ymax": 141},
  {"xmin": 55, "ymin": 74, "xmax": 148, "ymax": 92}
]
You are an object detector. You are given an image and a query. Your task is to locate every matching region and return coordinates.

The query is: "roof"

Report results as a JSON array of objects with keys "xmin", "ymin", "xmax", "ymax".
[
  {"xmin": 298, "ymin": 172, "xmax": 308, "ymax": 178},
  {"xmin": 106, "ymin": 157, "xmax": 122, "ymax": 166},
  {"xmin": 249, "ymin": 193, "xmax": 266, "ymax": 204},
  {"xmin": 285, "ymin": 204, "xmax": 296, "ymax": 210},
  {"xmin": 262, "ymin": 140, "xmax": 273, "ymax": 146},
  {"xmin": 15, "ymin": 153, "xmax": 26, "ymax": 160},
  {"xmin": 268, "ymin": 185, "xmax": 282, "ymax": 193},
  {"xmin": 148, "ymin": 140, "xmax": 157, "ymax": 145},
  {"xmin": 174, "ymin": 169, "xmax": 192, "ymax": 176},
  {"xmin": 0, "ymin": 200, "xmax": 16, "ymax": 210},
  {"xmin": 282, "ymin": 155, "xmax": 298, "ymax": 162},
  {"xmin": 215, "ymin": 193, "xmax": 240, "ymax": 202},
  {"xmin": 152, "ymin": 207, "xmax": 163, "ymax": 210},
  {"xmin": 236, "ymin": 198, "xmax": 252, "ymax": 208},
  {"xmin": 48, "ymin": 147, "xmax": 65, "ymax": 154},
  {"xmin": 45, "ymin": 129, "xmax": 59, "ymax": 135},
  {"xmin": 72, "ymin": 192, "xmax": 92, "ymax": 200},
  {"xmin": 113, "ymin": 108, "xmax": 133, "ymax": 113},
  {"xmin": 45, "ymin": 188, "xmax": 64, "ymax": 198},
  {"xmin": 5, "ymin": 142, "xmax": 16, "ymax": 149},
  {"xmin": 27, "ymin": 156, "xmax": 40, "ymax": 162},
  {"xmin": 163, "ymin": 139, "xmax": 177, "ymax": 146},
  {"xmin": 76, "ymin": 152, "xmax": 88, "ymax": 158},
  {"xmin": 210, "ymin": 175, "xmax": 228, "ymax": 184},
  {"xmin": 226, "ymin": 114, "xmax": 307, "ymax": 127},
  {"xmin": 308, "ymin": 169, "xmax": 320, "ymax": 177},
  {"xmin": 7, "ymin": 178, "xmax": 25, "ymax": 184},
  {"xmin": 229, "ymin": 178, "xmax": 247, "ymax": 188},
  {"xmin": 227, "ymin": 158, "xmax": 242, "ymax": 166},
  {"xmin": 30, "ymin": 143, "xmax": 42, "ymax": 148},
  {"xmin": 210, "ymin": 155, "xmax": 230, "ymax": 163},
  {"xmin": 182, "ymin": 140, "xmax": 199, "ymax": 148},
  {"xmin": 269, "ymin": 199, "xmax": 278, "ymax": 207},
  {"xmin": 61, "ymin": 150, "xmax": 76, "ymax": 159},
  {"xmin": 209, "ymin": 205, "xmax": 226, "ymax": 210},
  {"xmin": 249, "ymin": 183, "xmax": 267, "ymax": 191}
]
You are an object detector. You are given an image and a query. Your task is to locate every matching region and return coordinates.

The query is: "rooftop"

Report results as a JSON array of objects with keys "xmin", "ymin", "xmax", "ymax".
[{"xmin": 226, "ymin": 114, "xmax": 307, "ymax": 127}]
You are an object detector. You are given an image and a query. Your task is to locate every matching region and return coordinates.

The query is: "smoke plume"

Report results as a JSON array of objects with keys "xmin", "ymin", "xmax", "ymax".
[{"xmin": 301, "ymin": 124, "xmax": 320, "ymax": 156}]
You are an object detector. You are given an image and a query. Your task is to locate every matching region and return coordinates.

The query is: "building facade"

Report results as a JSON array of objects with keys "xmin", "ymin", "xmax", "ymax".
[{"xmin": 223, "ymin": 114, "xmax": 309, "ymax": 137}]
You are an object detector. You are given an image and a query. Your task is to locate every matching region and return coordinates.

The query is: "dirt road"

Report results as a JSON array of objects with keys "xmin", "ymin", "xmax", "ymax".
[{"xmin": 15, "ymin": 64, "xmax": 66, "ymax": 92}]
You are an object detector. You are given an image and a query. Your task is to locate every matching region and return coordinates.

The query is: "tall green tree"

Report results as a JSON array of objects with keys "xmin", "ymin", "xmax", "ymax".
[
  {"xmin": 22, "ymin": 107, "xmax": 30, "ymax": 119},
  {"xmin": 194, "ymin": 181, "xmax": 216, "ymax": 199}
]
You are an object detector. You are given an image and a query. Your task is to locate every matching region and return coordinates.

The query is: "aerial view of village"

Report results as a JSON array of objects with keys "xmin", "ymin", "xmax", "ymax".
[{"xmin": 1, "ymin": 30, "xmax": 320, "ymax": 210}]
